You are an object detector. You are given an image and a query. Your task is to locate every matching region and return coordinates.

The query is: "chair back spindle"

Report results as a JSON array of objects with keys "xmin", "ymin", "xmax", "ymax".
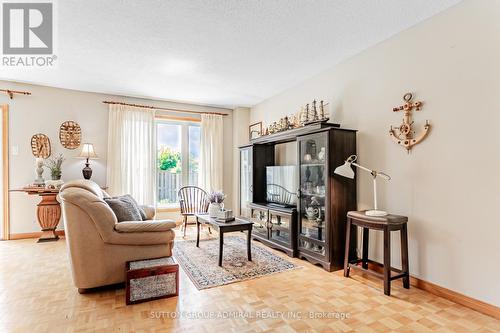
[{"xmin": 178, "ymin": 186, "xmax": 210, "ymax": 215}]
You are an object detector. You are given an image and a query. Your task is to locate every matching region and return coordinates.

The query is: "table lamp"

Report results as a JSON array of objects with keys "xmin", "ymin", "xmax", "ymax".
[
  {"xmin": 334, "ymin": 155, "xmax": 391, "ymax": 216},
  {"xmin": 78, "ymin": 143, "xmax": 98, "ymax": 180}
]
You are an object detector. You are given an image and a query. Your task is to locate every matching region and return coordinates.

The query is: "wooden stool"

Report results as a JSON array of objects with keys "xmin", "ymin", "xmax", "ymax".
[{"xmin": 343, "ymin": 211, "xmax": 409, "ymax": 296}]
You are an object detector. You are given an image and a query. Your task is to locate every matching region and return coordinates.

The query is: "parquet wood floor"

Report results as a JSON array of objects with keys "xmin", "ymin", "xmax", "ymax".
[{"xmin": 0, "ymin": 227, "xmax": 498, "ymax": 333}]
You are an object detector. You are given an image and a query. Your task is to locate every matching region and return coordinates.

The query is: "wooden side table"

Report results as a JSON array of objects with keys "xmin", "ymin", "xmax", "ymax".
[
  {"xmin": 343, "ymin": 210, "xmax": 409, "ymax": 296},
  {"xmin": 10, "ymin": 187, "xmax": 61, "ymax": 242}
]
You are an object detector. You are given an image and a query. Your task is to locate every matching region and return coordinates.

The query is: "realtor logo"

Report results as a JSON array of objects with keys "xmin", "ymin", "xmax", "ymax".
[
  {"xmin": 2, "ymin": 2, "xmax": 53, "ymax": 54},
  {"xmin": 1, "ymin": 2, "xmax": 56, "ymax": 66}
]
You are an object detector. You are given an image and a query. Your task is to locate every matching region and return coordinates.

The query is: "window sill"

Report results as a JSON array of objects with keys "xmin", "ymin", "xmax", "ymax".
[{"xmin": 156, "ymin": 206, "xmax": 180, "ymax": 213}]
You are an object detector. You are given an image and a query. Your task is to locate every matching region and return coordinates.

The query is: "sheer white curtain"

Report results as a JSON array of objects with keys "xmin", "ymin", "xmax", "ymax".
[
  {"xmin": 198, "ymin": 114, "xmax": 223, "ymax": 192},
  {"xmin": 106, "ymin": 104, "xmax": 156, "ymax": 205}
]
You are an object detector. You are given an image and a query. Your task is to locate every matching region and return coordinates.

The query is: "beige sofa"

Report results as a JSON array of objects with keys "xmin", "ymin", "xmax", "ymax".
[{"xmin": 59, "ymin": 180, "xmax": 175, "ymax": 292}]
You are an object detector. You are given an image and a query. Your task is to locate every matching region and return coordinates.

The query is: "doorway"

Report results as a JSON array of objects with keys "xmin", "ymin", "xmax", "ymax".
[{"xmin": 1, "ymin": 105, "xmax": 9, "ymax": 240}]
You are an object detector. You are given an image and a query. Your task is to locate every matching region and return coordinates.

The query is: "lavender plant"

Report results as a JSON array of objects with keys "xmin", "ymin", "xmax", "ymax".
[{"xmin": 208, "ymin": 191, "xmax": 225, "ymax": 204}]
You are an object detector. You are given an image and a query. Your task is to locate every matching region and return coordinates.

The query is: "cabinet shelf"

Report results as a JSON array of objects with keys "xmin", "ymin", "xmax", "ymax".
[
  {"xmin": 270, "ymin": 224, "xmax": 290, "ymax": 232},
  {"xmin": 300, "ymin": 163, "xmax": 325, "ymax": 167},
  {"xmin": 271, "ymin": 234, "xmax": 290, "ymax": 244},
  {"xmin": 300, "ymin": 192, "xmax": 325, "ymax": 197},
  {"xmin": 301, "ymin": 219, "xmax": 325, "ymax": 229},
  {"xmin": 299, "ymin": 234, "xmax": 326, "ymax": 245}
]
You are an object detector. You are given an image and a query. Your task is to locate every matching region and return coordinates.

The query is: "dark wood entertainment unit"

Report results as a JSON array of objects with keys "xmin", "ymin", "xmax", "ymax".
[{"xmin": 239, "ymin": 123, "xmax": 358, "ymax": 271}]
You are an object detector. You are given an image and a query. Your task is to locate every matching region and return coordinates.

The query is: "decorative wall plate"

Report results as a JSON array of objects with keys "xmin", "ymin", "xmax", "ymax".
[
  {"xmin": 59, "ymin": 121, "xmax": 81, "ymax": 149},
  {"xmin": 31, "ymin": 133, "xmax": 51, "ymax": 158}
]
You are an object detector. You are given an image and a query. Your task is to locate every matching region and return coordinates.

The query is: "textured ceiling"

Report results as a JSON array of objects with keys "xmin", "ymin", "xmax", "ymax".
[{"xmin": 0, "ymin": 0, "xmax": 460, "ymax": 107}]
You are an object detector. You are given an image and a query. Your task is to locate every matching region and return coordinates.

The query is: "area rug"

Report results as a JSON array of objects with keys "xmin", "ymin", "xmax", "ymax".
[{"xmin": 173, "ymin": 236, "xmax": 299, "ymax": 290}]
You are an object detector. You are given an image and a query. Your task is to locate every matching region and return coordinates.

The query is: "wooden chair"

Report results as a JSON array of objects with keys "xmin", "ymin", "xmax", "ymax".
[
  {"xmin": 178, "ymin": 186, "xmax": 211, "ymax": 237},
  {"xmin": 266, "ymin": 183, "xmax": 296, "ymax": 206}
]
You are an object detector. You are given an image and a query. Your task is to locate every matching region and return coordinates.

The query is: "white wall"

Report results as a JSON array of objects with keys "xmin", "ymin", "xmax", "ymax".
[
  {"xmin": 250, "ymin": 0, "xmax": 500, "ymax": 306},
  {"xmin": 0, "ymin": 81, "xmax": 233, "ymax": 234}
]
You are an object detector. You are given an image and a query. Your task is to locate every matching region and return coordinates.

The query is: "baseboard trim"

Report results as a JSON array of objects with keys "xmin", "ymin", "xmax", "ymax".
[
  {"xmin": 360, "ymin": 262, "xmax": 500, "ymax": 320},
  {"xmin": 9, "ymin": 230, "xmax": 65, "ymax": 240},
  {"xmin": 410, "ymin": 276, "xmax": 500, "ymax": 320}
]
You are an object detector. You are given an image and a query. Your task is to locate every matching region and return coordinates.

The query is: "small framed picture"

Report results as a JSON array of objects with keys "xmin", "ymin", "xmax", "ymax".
[{"xmin": 249, "ymin": 122, "xmax": 262, "ymax": 140}]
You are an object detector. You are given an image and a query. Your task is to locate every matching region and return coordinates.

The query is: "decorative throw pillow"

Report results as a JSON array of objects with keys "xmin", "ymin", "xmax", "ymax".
[
  {"xmin": 104, "ymin": 195, "xmax": 144, "ymax": 222},
  {"xmin": 121, "ymin": 194, "xmax": 147, "ymax": 220}
]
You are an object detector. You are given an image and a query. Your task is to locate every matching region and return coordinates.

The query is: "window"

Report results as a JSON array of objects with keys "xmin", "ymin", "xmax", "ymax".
[{"xmin": 156, "ymin": 118, "xmax": 200, "ymax": 207}]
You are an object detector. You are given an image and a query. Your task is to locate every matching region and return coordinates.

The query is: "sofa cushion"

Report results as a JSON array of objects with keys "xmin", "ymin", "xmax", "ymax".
[
  {"xmin": 114, "ymin": 220, "xmax": 176, "ymax": 233},
  {"xmin": 104, "ymin": 195, "xmax": 143, "ymax": 222}
]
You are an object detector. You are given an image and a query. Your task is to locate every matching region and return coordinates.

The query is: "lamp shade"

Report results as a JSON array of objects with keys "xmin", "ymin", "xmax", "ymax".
[
  {"xmin": 334, "ymin": 161, "xmax": 355, "ymax": 179},
  {"xmin": 78, "ymin": 143, "xmax": 98, "ymax": 159}
]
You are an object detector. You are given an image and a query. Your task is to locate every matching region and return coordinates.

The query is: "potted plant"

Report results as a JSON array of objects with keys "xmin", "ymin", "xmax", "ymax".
[
  {"xmin": 44, "ymin": 153, "xmax": 65, "ymax": 180},
  {"xmin": 208, "ymin": 191, "xmax": 225, "ymax": 217}
]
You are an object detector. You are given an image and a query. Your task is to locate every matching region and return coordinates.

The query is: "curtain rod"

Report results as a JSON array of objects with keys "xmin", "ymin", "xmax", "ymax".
[
  {"xmin": 0, "ymin": 89, "xmax": 31, "ymax": 99},
  {"xmin": 102, "ymin": 100, "xmax": 229, "ymax": 116}
]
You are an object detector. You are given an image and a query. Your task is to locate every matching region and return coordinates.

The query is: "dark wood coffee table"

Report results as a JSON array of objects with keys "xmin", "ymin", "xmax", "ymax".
[{"xmin": 195, "ymin": 214, "xmax": 253, "ymax": 267}]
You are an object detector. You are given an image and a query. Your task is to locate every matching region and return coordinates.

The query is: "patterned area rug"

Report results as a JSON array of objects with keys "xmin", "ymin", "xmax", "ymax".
[{"xmin": 173, "ymin": 236, "xmax": 299, "ymax": 290}]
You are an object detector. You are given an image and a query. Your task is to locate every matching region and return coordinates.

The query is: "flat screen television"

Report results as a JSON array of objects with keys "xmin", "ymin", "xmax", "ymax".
[{"xmin": 266, "ymin": 166, "xmax": 297, "ymax": 207}]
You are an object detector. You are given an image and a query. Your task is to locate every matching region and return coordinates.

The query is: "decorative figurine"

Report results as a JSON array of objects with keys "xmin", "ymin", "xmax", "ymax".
[
  {"xmin": 303, "ymin": 99, "xmax": 330, "ymax": 125},
  {"xmin": 317, "ymin": 165, "xmax": 324, "ymax": 185},
  {"xmin": 316, "ymin": 166, "xmax": 325, "ymax": 195},
  {"xmin": 305, "ymin": 139, "xmax": 317, "ymax": 160},
  {"xmin": 34, "ymin": 158, "xmax": 45, "ymax": 186},
  {"xmin": 258, "ymin": 99, "xmax": 333, "ymax": 138},
  {"xmin": 305, "ymin": 196, "xmax": 322, "ymax": 223},
  {"xmin": 269, "ymin": 122, "xmax": 277, "ymax": 134},
  {"xmin": 289, "ymin": 114, "xmax": 299, "ymax": 128},
  {"xmin": 299, "ymin": 106, "xmax": 308, "ymax": 125},
  {"xmin": 319, "ymin": 100, "xmax": 328, "ymax": 120},
  {"xmin": 318, "ymin": 147, "xmax": 326, "ymax": 161},
  {"xmin": 389, "ymin": 92, "xmax": 431, "ymax": 153},
  {"xmin": 305, "ymin": 206, "xmax": 320, "ymax": 221},
  {"xmin": 279, "ymin": 117, "xmax": 286, "ymax": 131},
  {"xmin": 311, "ymin": 100, "xmax": 319, "ymax": 121},
  {"xmin": 45, "ymin": 180, "xmax": 64, "ymax": 189},
  {"xmin": 304, "ymin": 166, "xmax": 312, "ymax": 192}
]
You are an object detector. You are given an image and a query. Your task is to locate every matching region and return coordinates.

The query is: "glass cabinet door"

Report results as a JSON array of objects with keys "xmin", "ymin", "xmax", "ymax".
[
  {"xmin": 269, "ymin": 211, "xmax": 292, "ymax": 246},
  {"xmin": 240, "ymin": 148, "xmax": 253, "ymax": 217},
  {"xmin": 298, "ymin": 132, "xmax": 328, "ymax": 258},
  {"xmin": 250, "ymin": 206, "xmax": 268, "ymax": 237}
]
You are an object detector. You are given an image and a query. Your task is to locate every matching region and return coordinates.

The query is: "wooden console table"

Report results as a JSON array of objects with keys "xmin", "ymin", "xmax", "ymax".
[{"xmin": 10, "ymin": 187, "xmax": 61, "ymax": 242}]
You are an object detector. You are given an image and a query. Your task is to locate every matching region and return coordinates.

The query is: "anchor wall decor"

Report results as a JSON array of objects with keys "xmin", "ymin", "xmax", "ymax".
[{"xmin": 389, "ymin": 92, "xmax": 430, "ymax": 153}]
